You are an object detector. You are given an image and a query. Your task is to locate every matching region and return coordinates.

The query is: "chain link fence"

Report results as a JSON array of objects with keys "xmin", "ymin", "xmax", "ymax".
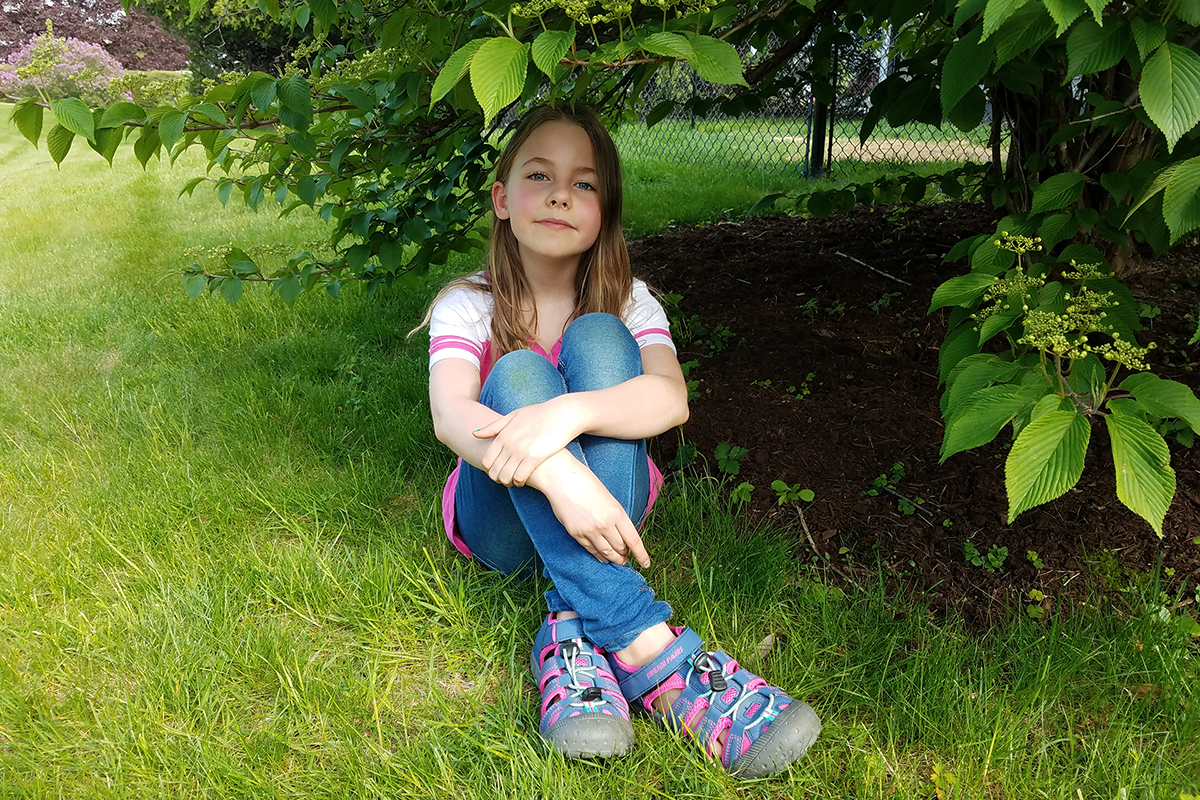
[{"xmin": 614, "ymin": 31, "xmax": 994, "ymax": 177}]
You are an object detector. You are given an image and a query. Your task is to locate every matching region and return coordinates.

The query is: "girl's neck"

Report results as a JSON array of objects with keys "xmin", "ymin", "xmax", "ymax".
[
  {"xmin": 517, "ymin": 254, "xmax": 581, "ymax": 351},
  {"xmin": 519, "ymin": 250, "xmax": 580, "ymax": 303}
]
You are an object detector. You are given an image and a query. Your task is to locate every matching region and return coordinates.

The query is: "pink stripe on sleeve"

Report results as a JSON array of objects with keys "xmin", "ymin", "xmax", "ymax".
[{"xmin": 634, "ymin": 327, "xmax": 672, "ymax": 339}]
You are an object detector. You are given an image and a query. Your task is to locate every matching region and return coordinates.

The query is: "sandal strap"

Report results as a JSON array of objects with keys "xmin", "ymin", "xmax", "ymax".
[{"xmin": 614, "ymin": 626, "xmax": 704, "ymax": 701}]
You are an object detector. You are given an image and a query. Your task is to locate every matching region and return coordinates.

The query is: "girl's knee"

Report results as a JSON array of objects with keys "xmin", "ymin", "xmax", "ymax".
[
  {"xmin": 482, "ymin": 350, "xmax": 565, "ymax": 410},
  {"xmin": 564, "ymin": 313, "xmax": 630, "ymax": 346}
]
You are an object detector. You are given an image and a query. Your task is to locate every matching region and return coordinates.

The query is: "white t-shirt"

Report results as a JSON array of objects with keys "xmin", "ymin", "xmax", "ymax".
[{"xmin": 428, "ymin": 273, "xmax": 675, "ymax": 382}]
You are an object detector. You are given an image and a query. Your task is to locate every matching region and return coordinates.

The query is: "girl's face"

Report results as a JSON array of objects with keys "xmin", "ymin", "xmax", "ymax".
[{"xmin": 492, "ymin": 120, "xmax": 603, "ymax": 271}]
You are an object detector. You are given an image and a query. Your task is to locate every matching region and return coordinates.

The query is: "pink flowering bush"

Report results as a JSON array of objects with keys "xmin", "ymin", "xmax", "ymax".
[{"xmin": 0, "ymin": 21, "xmax": 125, "ymax": 107}]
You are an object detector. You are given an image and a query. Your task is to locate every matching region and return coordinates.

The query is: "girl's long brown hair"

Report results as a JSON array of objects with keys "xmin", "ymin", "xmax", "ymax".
[{"xmin": 412, "ymin": 104, "xmax": 633, "ymax": 359}]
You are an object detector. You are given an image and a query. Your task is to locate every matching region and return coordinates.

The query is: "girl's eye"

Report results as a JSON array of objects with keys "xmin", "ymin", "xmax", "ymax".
[
  {"xmin": 528, "ymin": 172, "xmax": 548, "ymax": 181},
  {"xmin": 575, "ymin": 181, "xmax": 595, "ymax": 191}
]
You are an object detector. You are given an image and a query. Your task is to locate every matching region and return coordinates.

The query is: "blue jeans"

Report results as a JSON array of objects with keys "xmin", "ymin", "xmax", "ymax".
[{"xmin": 455, "ymin": 313, "xmax": 673, "ymax": 652}]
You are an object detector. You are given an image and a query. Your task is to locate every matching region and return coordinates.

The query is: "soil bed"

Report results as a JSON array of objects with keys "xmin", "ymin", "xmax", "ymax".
[{"xmin": 631, "ymin": 202, "xmax": 1200, "ymax": 626}]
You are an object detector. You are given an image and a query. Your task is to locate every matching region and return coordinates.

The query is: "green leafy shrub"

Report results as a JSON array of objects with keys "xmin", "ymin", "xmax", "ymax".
[{"xmin": 934, "ymin": 234, "xmax": 1200, "ymax": 535}]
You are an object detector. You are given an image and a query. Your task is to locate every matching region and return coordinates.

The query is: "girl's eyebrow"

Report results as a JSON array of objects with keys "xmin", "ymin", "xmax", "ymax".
[{"xmin": 521, "ymin": 156, "xmax": 597, "ymax": 175}]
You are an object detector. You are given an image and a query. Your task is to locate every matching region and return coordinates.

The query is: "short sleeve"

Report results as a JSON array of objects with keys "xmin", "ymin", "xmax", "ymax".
[
  {"xmin": 429, "ymin": 285, "xmax": 492, "ymax": 372},
  {"xmin": 624, "ymin": 279, "xmax": 676, "ymax": 353}
]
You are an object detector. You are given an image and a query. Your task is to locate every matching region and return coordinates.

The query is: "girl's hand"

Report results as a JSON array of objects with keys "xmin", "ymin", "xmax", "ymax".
[
  {"xmin": 474, "ymin": 397, "xmax": 583, "ymax": 487},
  {"xmin": 532, "ymin": 452, "xmax": 650, "ymax": 568}
]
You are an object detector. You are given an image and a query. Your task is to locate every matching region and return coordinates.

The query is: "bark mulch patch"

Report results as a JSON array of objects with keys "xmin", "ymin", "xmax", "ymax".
[{"xmin": 630, "ymin": 202, "xmax": 1200, "ymax": 627}]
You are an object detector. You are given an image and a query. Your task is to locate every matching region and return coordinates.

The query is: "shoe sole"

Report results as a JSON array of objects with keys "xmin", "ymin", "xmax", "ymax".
[
  {"xmin": 545, "ymin": 714, "xmax": 635, "ymax": 760},
  {"xmin": 731, "ymin": 700, "xmax": 821, "ymax": 779}
]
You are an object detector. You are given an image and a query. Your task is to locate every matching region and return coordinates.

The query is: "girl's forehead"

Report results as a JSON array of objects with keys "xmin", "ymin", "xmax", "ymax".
[{"xmin": 514, "ymin": 121, "xmax": 595, "ymax": 168}]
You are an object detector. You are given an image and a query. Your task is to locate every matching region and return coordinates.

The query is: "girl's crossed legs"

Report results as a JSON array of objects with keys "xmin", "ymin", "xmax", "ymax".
[
  {"xmin": 454, "ymin": 313, "xmax": 820, "ymax": 775},
  {"xmin": 454, "ymin": 312, "xmax": 672, "ymax": 651}
]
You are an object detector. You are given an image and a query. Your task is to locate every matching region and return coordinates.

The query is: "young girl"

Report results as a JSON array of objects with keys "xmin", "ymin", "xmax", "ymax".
[{"xmin": 419, "ymin": 104, "xmax": 820, "ymax": 778}]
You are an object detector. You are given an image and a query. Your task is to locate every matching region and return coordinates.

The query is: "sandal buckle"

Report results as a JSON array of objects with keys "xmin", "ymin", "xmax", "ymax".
[
  {"xmin": 708, "ymin": 669, "xmax": 728, "ymax": 692},
  {"xmin": 582, "ymin": 686, "xmax": 603, "ymax": 702}
]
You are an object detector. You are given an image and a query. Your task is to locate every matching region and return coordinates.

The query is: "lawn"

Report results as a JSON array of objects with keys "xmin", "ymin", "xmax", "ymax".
[{"xmin": 1, "ymin": 109, "xmax": 1197, "ymax": 799}]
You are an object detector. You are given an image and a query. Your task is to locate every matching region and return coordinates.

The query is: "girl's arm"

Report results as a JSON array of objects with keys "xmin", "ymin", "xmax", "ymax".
[
  {"xmin": 430, "ymin": 358, "xmax": 652, "ymax": 567},
  {"xmin": 473, "ymin": 344, "xmax": 688, "ymax": 486}
]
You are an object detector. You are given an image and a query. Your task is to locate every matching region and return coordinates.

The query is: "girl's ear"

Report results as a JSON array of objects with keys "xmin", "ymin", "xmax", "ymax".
[{"xmin": 491, "ymin": 180, "xmax": 511, "ymax": 220}]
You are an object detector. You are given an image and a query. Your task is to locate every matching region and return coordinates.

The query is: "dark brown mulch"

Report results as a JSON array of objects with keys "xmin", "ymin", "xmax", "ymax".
[{"xmin": 630, "ymin": 202, "xmax": 1200, "ymax": 627}]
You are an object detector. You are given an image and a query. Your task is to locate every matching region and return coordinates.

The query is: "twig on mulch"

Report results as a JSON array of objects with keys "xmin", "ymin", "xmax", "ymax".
[
  {"xmin": 833, "ymin": 250, "xmax": 913, "ymax": 286},
  {"xmin": 796, "ymin": 505, "xmax": 860, "ymax": 589},
  {"xmin": 878, "ymin": 485, "xmax": 942, "ymax": 526}
]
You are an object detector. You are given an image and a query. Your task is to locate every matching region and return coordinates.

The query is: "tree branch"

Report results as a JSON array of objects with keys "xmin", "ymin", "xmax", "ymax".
[{"xmin": 742, "ymin": 0, "xmax": 845, "ymax": 87}]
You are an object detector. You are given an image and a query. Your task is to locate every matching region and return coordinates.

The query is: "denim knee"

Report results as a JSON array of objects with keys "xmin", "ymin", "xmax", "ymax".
[
  {"xmin": 481, "ymin": 349, "xmax": 566, "ymax": 413},
  {"xmin": 559, "ymin": 313, "xmax": 642, "ymax": 390}
]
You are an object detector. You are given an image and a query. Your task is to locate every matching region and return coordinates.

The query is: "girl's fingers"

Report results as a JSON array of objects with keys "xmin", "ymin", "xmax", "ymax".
[
  {"xmin": 616, "ymin": 519, "xmax": 649, "ymax": 568},
  {"xmin": 473, "ymin": 417, "xmax": 505, "ymax": 440}
]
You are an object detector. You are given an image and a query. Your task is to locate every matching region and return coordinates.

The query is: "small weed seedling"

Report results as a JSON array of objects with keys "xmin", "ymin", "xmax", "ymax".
[
  {"xmin": 787, "ymin": 372, "xmax": 816, "ymax": 399},
  {"xmin": 680, "ymin": 359, "xmax": 702, "ymax": 401},
  {"xmin": 771, "ymin": 480, "xmax": 815, "ymax": 506},
  {"xmin": 863, "ymin": 461, "xmax": 928, "ymax": 516},
  {"xmin": 714, "ymin": 442, "xmax": 748, "ymax": 476},
  {"xmin": 752, "ymin": 378, "xmax": 772, "ymax": 388},
  {"xmin": 870, "ymin": 291, "xmax": 902, "ymax": 312},
  {"xmin": 1026, "ymin": 550, "xmax": 1045, "ymax": 569},
  {"xmin": 1027, "ymin": 589, "xmax": 1047, "ymax": 619},
  {"xmin": 730, "ymin": 481, "xmax": 754, "ymax": 507},
  {"xmin": 964, "ymin": 541, "xmax": 1009, "ymax": 572}
]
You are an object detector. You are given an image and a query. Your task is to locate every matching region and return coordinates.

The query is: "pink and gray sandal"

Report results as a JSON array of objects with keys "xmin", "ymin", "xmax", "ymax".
[
  {"xmin": 530, "ymin": 614, "xmax": 634, "ymax": 759},
  {"xmin": 608, "ymin": 626, "xmax": 820, "ymax": 778}
]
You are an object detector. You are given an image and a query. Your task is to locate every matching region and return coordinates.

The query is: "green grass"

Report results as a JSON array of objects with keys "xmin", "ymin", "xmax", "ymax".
[{"xmin": 1, "ymin": 110, "xmax": 1198, "ymax": 799}]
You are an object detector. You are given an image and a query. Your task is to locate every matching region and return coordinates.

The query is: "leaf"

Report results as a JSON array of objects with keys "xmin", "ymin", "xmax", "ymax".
[
  {"xmin": 979, "ymin": 305, "xmax": 1022, "ymax": 344},
  {"xmin": 470, "ymin": 38, "xmax": 529, "ymax": 124},
  {"xmin": 46, "ymin": 124, "xmax": 74, "ymax": 166},
  {"xmin": 179, "ymin": 176, "xmax": 206, "ymax": 196},
  {"xmin": 982, "ymin": 0, "xmax": 1032, "ymax": 41},
  {"xmin": 1161, "ymin": 156, "xmax": 1200, "ymax": 243},
  {"xmin": 684, "ymin": 34, "xmax": 748, "ymax": 86},
  {"xmin": 89, "ymin": 125, "xmax": 122, "ymax": 164},
  {"xmin": 1167, "ymin": 0, "xmax": 1200, "ymax": 24},
  {"xmin": 217, "ymin": 179, "xmax": 234, "ymax": 206},
  {"xmin": 248, "ymin": 73, "xmax": 277, "ymax": 112},
  {"xmin": 929, "ymin": 272, "xmax": 998, "ymax": 312},
  {"xmin": 277, "ymin": 275, "xmax": 303, "ymax": 305},
  {"xmin": 1066, "ymin": 18, "xmax": 1131, "ymax": 79},
  {"xmin": 1120, "ymin": 373, "xmax": 1200, "ymax": 434},
  {"xmin": 157, "ymin": 109, "xmax": 186, "ymax": 152},
  {"xmin": 532, "ymin": 27, "xmax": 574, "ymax": 77},
  {"xmin": 1106, "ymin": 413, "xmax": 1175, "ymax": 536},
  {"xmin": 939, "ymin": 323, "xmax": 983, "ymax": 383},
  {"xmin": 639, "ymin": 32, "xmax": 693, "ymax": 59},
  {"xmin": 946, "ymin": 359, "xmax": 1025, "ymax": 422},
  {"xmin": 1130, "ymin": 17, "xmax": 1166, "ymax": 62},
  {"xmin": 51, "ymin": 97, "xmax": 94, "ymax": 140},
  {"xmin": 1031, "ymin": 172, "xmax": 1086, "ymax": 212},
  {"xmin": 189, "ymin": 102, "xmax": 226, "ymax": 124},
  {"xmin": 133, "ymin": 127, "xmax": 161, "ymax": 167},
  {"xmin": 11, "ymin": 99, "xmax": 43, "ymax": 147},
  {"xmin": 747, "ymin": 192, "xmax": 786, "ymax": 216},
  {"xmin": 1006, "ymin": 410, "xmax": 1091, "ymax": 522},
  {"xmin": 1042, "ymin": 0, "xmax": 1085, "ymax": 35},
  {"xmin": 1038, "ymin": 212, "xmax": 1077, "ymax": 248},
  {"xmin": 276, "ymin": 75, "xmax": 312, "ymax": 115},
  {"xmin": 182, "ymin": 272, "xmax": 206, "ymax": 298},
  {"xmin": 1140, "ymin": 42, "xmax": 1200, "ymax": 153},
  {"xmin": 942, "ymin": 385, "xmax": 1046, "ymax": 461},
  {"xmin": 432, "ymin": 39, "xmax": 485, "ymax": 106},
  {"xmin": 97, "ymin": 101, "xmax": 146, "ymax": 129},
  {"xmin": 220, "ymin": 276, "xmax": 244, "ymax": 305},
  {"xmin": 309, "ymin": 0, "xmax": 336, "ymax": 37},
  {"xmin": 942, "ymin": 26, "xmax": 995, "ymax": 117},
  {"xmin": 1083, "ymin": 0, "xmax": 1108, "ymax": 24},
  {"xmin": 993, "ymin": 2, "xmax": 1056, "ymax": 67},
  {"xmin": 948, "ymin": 86, "xmax": 988, "ymax": 131},
  {"xmin": 955, "ymin": 0, "xmax": 987, "ymax": 28}
]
